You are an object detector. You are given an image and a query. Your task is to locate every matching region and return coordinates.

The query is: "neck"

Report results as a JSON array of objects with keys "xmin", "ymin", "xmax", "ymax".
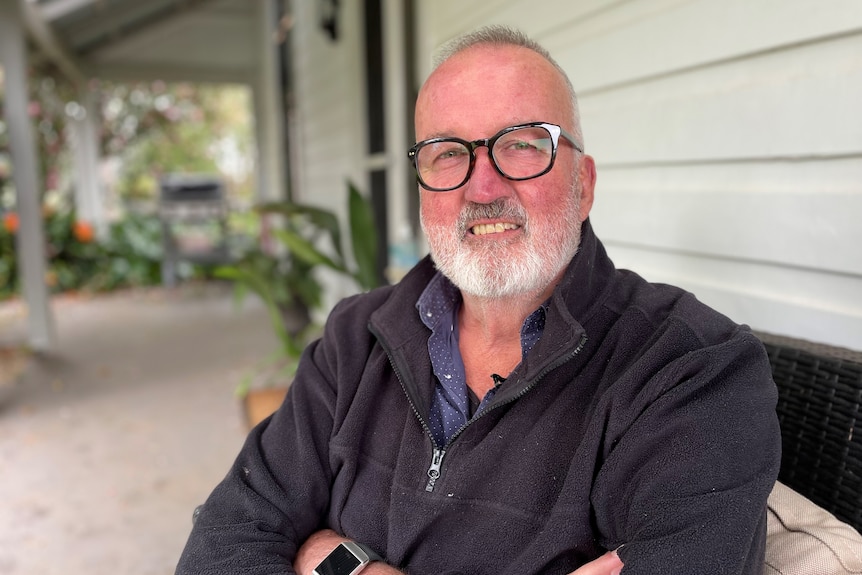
[
  {"xmin": 455, "ymin": 274, "xmax": 561, "ymax": 399},
  {"xmin": 460, "ymin": 289, "xmax": 547, "ymax": 342}
]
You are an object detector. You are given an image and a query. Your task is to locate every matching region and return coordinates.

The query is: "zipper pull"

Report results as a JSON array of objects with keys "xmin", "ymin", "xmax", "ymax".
[{"xmin": 425, "ymin": 448, "xmax": 446, "ymax": 492}]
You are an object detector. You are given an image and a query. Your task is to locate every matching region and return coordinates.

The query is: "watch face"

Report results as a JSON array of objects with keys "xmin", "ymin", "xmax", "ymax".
[{"xmin": 314, "ymin": 544, "xmax": 363, "ymax": 575}]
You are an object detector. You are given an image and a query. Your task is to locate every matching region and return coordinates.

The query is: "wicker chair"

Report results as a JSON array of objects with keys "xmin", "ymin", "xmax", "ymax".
[{"xmin": 757, "ymin": 332, "xmax": 862, "ymax": 534}]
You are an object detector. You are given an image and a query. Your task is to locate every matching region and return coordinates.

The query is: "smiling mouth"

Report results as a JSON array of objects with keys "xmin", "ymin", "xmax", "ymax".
[{"xmin": 470, "ymin": 222, "xmax": 520, "ymax": 236}]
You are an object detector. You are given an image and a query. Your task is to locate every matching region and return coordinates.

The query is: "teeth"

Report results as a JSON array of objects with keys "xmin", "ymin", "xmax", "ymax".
[{"xmin": 471, "ymin": 222, "xmax": 519, "ymax": 236}]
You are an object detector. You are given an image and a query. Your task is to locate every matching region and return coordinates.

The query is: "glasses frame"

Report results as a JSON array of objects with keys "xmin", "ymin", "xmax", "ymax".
[{"xmin": 407, "ymin": 122, "xmax": 583, "ymax": 192}]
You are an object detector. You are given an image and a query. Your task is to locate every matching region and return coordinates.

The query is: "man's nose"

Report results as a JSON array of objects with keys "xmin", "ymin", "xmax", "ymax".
[{"xmin": 463, "ymin": 147, "xmax": 511, "ymax": 204}]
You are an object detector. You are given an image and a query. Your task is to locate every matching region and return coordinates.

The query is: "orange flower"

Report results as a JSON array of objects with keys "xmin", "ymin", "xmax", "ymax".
[
  {"xmin": 72, "ymin": 220, "xmax": 95, "ymax": 243},
  {"xmin": 2, "ymin": 212, "xmax": 19, "ymax": 234}
]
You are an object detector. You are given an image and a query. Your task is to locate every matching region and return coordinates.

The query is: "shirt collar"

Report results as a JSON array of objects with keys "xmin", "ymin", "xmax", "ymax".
[
  {"xmin": 417, "ymin": 270, "xmax": 548, "ymax": 342},
  {"xmin": 417, "ymin": 271, "xmax": 462, "ymax": 331}
]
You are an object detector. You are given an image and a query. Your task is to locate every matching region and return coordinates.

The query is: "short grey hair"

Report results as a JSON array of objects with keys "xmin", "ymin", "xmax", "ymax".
[{"xmin": 433, "ymin": 25, "xmax": 583, "ymax": 148}]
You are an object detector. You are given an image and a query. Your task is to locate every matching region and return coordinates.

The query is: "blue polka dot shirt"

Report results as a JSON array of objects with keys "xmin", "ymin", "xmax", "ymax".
[{"xmin": 417, "ymin": 272, "xmax": 547, "ymax": 447}]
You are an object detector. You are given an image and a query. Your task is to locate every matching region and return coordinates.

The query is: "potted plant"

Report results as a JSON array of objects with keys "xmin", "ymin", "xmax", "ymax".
[{"xmin": 217, "ymin": 181, "xmax": 381, "ymax": 427}]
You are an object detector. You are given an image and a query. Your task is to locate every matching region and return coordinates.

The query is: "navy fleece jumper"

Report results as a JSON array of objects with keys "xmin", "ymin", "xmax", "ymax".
[{"xmin": 176, "ymin": 219, "xmax": 781, "ymax": 575}]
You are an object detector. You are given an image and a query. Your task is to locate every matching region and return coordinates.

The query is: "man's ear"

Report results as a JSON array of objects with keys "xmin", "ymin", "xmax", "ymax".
[{"xmin": 577, "ymin": 155, "xmax": 596, "ymax": 222}]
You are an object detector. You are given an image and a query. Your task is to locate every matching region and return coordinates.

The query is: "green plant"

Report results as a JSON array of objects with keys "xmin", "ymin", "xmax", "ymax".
[
  {"xmin": 216, "ymin": 181, "xmax": 381, "ymax": 396},
  {"xmin": 0, "ymin": 212, "xmax": 18, "ymax": 297},
  {"xmin": 91, "ymin": 211, "xmax": 165, "ymax": 290},
  {"xmin": 0, "ymin": 205, "xmax": 185, "ymax": 300}
]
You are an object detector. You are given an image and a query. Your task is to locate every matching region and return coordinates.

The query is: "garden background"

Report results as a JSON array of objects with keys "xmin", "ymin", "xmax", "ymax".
[{"xmin": 0, "ymin": 68, "xmax": 257, "ymax": 301}]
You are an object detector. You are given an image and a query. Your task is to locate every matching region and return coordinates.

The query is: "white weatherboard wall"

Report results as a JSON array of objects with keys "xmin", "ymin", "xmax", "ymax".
[
  {"xmin": 289, "ymin": 0, "xmax": 414, "ymax": 309},
  {"xmin": 415, "ymin": 0, "xmax": 862, "ymax": 351},
  {"xmin": 289, "ymin": 0, "xmax": 369, "ymax": 306}
]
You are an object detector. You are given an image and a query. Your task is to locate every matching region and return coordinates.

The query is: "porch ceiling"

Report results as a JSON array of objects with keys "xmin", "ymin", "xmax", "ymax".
[{"xmin": 24, "ymin": 0, "xmax": 258, "ymax": 84}]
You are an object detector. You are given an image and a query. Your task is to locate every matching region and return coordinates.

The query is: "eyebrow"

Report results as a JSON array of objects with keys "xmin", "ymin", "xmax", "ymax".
[
  {"xmin": 420, "ymin": 119, "xmax": 538, "ymax": 142},
  {"xmin": 421, "ymin": 131, "xmax": 456, "ymax": 140}
]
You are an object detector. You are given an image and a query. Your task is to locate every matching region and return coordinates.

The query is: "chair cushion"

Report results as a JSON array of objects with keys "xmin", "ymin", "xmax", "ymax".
[{"xmin": 766, "ymin": 481, "xmax": 862, "ymax": 574}]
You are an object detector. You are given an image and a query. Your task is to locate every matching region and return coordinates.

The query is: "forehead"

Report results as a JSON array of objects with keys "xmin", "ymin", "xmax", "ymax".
[{"xmin": 416, "ymin": 44, "xmax": 569, "ymax": 139}]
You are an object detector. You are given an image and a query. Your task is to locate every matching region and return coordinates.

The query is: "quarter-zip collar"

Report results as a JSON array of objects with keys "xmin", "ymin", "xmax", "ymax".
[{"xmin": 369, "ymin": 218, "xmax": 615, "ymax": 420}]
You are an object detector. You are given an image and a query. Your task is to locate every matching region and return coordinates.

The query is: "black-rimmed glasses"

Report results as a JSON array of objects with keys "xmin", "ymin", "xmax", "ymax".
[{"xmin": 407, "ymin": 122, "xmax": 583, "ymax": 192}]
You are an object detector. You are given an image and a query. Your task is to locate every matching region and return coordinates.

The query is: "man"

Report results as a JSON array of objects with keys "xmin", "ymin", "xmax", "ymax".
[{"xmin": 176, "ymin": 26, "xmax": 780, "ymax": 575}]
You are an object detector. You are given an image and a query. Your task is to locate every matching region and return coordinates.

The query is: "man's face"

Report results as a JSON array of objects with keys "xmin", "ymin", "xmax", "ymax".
[{"xmin": 416, "ymin": 45, "xmax": 595, "ymax": 300}]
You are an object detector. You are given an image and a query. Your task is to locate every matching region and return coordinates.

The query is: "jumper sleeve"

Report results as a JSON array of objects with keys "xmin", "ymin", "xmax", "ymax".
[
  {"xmin": 175, "ymin": 331, "xmax": 340, "ymax": 574},
  {"xmin": 591, "ymin": 328, "xmax": 782, "ymax": 574}
]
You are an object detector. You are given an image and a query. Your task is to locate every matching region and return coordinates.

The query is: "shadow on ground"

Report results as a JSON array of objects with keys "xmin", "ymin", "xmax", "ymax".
[{"xmin": 0, "ymin": 283, "xmax": 279, "ymax": 575}]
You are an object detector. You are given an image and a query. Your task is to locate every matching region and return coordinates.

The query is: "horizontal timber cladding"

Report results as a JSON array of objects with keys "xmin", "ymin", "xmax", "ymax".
[{"xmin": 413, "ymin": 0, "xmax": 862, "ymax": 349}]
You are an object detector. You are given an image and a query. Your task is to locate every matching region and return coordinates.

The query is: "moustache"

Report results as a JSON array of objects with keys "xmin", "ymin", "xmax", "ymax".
[{"xmin": 457, "ymin": 199, "xmax": 528, "ymax": 235}]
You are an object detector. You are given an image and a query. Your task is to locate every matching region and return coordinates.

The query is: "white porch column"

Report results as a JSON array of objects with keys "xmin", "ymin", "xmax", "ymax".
[
  {"xmin": 68, "ymin": 90, "xmax": 107, "ymax": 238},
  {"xmin": 381, "ymin": 0, "xmax": 420, "ymax": 279},
  {"xmin": 0, "ymin": 0, "xmax": 57, "ymax": 350},
  {"xmin": 253, "ymin": 0, "xmax": 287, "ymax": 202}
]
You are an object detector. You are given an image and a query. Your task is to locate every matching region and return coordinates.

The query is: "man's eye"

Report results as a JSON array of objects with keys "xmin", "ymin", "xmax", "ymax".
[
  {"xmin": 504, "ymin": 137, "xmax": 552, "ymax": 154},
  {"xmin": 435, "ymin": 147, "xmax": 468, "ymax": 161},
  {"xmin": 500, "ymin": 139, "xmax": 539, "ymax": 153}
]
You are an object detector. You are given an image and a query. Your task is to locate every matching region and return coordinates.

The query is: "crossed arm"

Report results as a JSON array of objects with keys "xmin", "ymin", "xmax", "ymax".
[
  {"xmin": 294, "ymin": 530, "xmax": 624, "ymax": 575},
  {"xmin": 177, "ymin": 309, "xmax": 779, "ymax": 574}
]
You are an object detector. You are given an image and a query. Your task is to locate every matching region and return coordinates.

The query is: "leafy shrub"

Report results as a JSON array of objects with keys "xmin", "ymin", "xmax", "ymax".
[{"xmin": 0, "ymin": 207, "xmax": 170, "ymax": 300}]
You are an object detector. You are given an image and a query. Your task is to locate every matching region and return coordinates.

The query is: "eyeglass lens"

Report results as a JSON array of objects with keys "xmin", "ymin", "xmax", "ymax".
[{"xmin": 415, "ymin": 125, "xmax": 555, "ymax": 191}]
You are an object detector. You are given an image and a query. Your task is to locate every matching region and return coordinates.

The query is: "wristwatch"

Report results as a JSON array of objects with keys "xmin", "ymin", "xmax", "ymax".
[{"xmin": 312, "ymin": 541, "xmax": 382, "ymax": 575}]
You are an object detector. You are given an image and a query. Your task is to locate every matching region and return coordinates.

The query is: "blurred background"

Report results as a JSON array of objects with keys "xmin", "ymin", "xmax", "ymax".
[{"xmin": 1, "ymin": 1, "xmax": 860, "ymax": 574}]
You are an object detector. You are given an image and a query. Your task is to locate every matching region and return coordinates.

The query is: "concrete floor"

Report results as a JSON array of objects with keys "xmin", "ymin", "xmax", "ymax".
[{"xmin": 0, "ymin": 284, "xmax": 279, "ymax": 575}]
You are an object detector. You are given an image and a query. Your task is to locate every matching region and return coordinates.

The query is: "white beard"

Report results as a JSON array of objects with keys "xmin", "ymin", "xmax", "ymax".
[{"xmin": 421, "ymin": 187, "xmax": 582, "ymax": 299}]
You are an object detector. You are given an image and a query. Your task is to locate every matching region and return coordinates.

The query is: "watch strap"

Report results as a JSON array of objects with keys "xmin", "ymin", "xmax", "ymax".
[
  {"xmin": 312, "ymin": 541, "xmax": 383, "ymax": 575},
  {"xmin": 354, "ymin": 542, "xmax": 382, "ymax": 563}
]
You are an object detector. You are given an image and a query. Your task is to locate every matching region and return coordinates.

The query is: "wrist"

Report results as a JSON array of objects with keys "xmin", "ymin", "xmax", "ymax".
[
  {"xmin": 362, "ymin": 562, "xmax": 399, "ymax": 575},
  {"xmin": 294, "ymin": 530, "xmax": 344, "ymax": 575},
  {"xmin": 311, "ymin": 541, "xmax": 380, "ymax": 575},
  {"xmin": 295, "ymin": 530, "xmax": 389, "ymax": 575}
]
